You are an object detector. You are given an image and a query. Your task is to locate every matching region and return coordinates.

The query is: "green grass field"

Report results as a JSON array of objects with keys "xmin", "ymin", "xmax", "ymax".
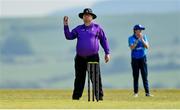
[{"xmin": 0, "ymin": 89, "xmax": 180, "ymax": 109}]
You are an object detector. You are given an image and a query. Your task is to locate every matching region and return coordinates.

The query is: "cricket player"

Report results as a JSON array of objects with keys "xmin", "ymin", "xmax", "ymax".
[{"xmin": 128, "ymin": 24, "xmax": 153, "ymax": 97}]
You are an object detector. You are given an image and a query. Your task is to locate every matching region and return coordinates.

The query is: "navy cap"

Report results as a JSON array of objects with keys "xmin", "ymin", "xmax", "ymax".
[{"xmin": 133, "ymin": 24, "xmax": 145, "ymax": 30}]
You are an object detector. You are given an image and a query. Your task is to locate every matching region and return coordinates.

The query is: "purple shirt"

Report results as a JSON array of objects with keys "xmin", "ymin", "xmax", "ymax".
[{"xmin": 64, "ymin": 23, "xmax": 110, "ymax": 57}]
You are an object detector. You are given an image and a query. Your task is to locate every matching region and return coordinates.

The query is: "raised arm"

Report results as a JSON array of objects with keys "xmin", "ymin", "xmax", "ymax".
[
  {"xmin": 129, "ymin": 38, "xmax": 139, "ymax": 50},
  {"xmin": 140, "ymin": 35, "xmax": 149, "ymax": 49},
  {"xmin": 63, "ymin": 16, "xmax": 77, "ymax": 40}
]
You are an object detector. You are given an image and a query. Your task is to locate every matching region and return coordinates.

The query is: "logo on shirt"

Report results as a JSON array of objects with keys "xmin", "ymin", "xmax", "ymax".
[
  {"xmin": 81, "ymin": 29, "xmax": 86, "ymax": 31},
  {"xmin": 136, "ymin": 47, "xmax": 143, "ymax": 50},
  {"xmin": 81, "ymin": 29, "xmax": 89, "ymax": 32}
]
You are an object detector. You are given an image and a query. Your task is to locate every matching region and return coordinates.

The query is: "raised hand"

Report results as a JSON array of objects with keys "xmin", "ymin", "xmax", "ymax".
[{"xmin": 63, "ymin": 16, "xmax": 69, "ymax": 25}]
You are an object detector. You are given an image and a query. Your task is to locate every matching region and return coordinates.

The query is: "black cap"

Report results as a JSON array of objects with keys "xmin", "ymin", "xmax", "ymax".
[{"xmin": 79, "ymin": 8, "xmax": 97, "ymax": 19}]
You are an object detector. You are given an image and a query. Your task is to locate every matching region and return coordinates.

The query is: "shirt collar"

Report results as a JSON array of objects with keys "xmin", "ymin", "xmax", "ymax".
[{"xmin": 83, "ymin": 22, "xmax": 94, "ymax": 28}]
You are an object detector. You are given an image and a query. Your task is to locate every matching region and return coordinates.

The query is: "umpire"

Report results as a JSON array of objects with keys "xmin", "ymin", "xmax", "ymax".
[
  {"xmin": 128, "ymin": 24, "xmax": 153, "ymax": 97},
  {"xmin": 63, "ymin": 8, "xmax": 110, "ymax": 100}
]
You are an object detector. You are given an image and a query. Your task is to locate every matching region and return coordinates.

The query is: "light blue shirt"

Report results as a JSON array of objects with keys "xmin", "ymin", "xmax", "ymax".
[{"xmin": 128, "ymin": 34, "xmax": 148, "ymax": 59}]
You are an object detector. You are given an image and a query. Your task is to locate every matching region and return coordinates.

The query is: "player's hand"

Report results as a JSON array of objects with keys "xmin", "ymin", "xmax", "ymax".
[{"xmin": 138, "ymin": 33, "xmax": 143, "ymax": 40}]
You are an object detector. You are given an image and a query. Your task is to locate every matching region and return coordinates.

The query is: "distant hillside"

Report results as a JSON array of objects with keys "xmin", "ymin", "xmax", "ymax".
[
  {"xmin": 0, "ymin": 12, "xmax": 180, "ymax": 89},
  {"xmin": 50, "ymin": 0, "xmax": 180, "ymax": 16}
]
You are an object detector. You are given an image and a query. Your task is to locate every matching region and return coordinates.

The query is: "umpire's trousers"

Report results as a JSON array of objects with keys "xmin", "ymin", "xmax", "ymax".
[{"xmin": 72, "ymin": 54, "xmax": 103, "ymax": 99}]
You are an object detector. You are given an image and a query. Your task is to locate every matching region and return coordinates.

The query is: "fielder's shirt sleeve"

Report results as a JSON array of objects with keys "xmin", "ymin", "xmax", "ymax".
[
  {"xmin": 143, "ymin": 35, "xmax": 149, "ymax": 44},
  {"xmin": 128, "ymin": 36, "xmax": 135, "ymax": 47}
]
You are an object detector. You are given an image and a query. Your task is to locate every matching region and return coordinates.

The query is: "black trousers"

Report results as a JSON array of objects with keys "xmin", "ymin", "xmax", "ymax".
[
  {"xmin": 72, "ymin": 54, "xmax": 103, "ymax": 99},
  {"xmin": 131, "ymin": 56, "xmax": 149, "ymax": 94}
]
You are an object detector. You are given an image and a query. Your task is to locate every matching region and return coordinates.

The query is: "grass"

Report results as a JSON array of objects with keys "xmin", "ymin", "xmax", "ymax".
[{"xmin": 0, "ymin": 89, "xmax": 180, "ymax": 109}]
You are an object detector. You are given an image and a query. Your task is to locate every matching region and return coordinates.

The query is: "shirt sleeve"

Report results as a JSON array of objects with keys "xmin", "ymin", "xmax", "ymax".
[
  {"xmin": 128, "ymin": 36, "xmax": 134, "ymax": 47},
  {"xmin": 98, "ymin": 27, "xmax": 110, "ymax": 55},
  {"xmin": 64, "ymin": 25, "xmax": 77, "ymax": 40},
  {"xmin": 143, "ymin": 35, "xmax": 149, "ymax": 44}
]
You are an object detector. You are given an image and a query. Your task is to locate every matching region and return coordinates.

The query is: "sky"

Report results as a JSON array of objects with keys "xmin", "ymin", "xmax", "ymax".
[
  {"xmin": 0, "ymin": 0, "xmax": 101, "ymax": 17},
  {"xmin": 0, "ymin": 0, "xmax": 179, "ymax": 17}
]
